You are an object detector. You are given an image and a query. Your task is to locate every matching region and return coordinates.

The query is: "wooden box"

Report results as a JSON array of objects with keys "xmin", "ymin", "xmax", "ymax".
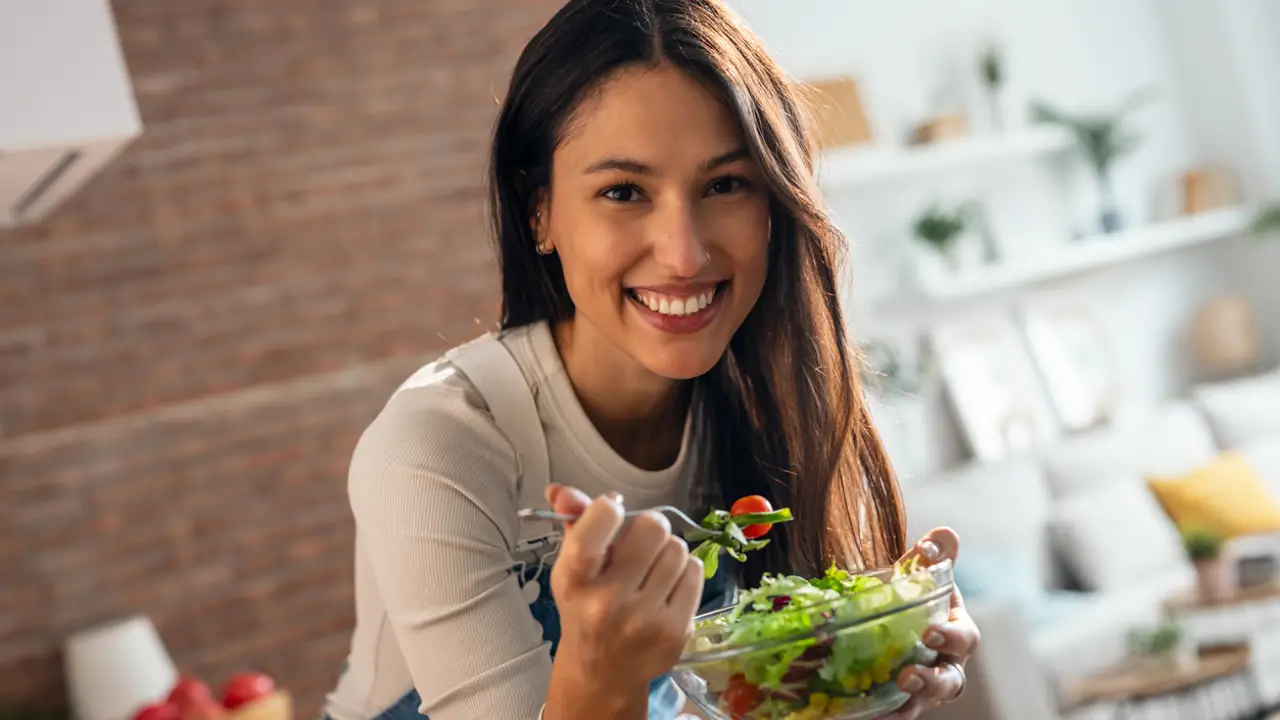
[{"xmin": 224, "ymin": 693, "xmax": 290, "ymax": 720}]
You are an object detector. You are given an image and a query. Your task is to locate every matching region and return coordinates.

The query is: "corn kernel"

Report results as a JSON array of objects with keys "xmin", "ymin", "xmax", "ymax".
[{"xmin": 872, "ymin": 655, "xmax": 892, "ymax": 684}]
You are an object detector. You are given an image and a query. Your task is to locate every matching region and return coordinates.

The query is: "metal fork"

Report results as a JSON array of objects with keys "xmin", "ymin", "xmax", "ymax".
[{"xmin": 518, "ymin": 505, "xmax": 716, "ymax": 539}]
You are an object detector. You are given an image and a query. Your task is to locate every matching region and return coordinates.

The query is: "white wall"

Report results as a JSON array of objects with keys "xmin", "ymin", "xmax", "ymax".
[
  {"xmin": 727, "ymin": 0, "xmax": 1267, "ymax": 475},
  {"xmin": 1156, "ymin": 0, "xmax": 1280, "ymax": 352}
]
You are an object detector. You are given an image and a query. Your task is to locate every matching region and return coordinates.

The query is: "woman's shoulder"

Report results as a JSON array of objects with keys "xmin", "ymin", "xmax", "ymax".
[{"xmin": 349, "ymin": 334, "xmax": 531, "ymax": 498}]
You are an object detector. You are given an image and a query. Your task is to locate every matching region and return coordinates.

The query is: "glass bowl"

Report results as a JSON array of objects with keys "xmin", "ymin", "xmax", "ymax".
[{"xmin": 672, "ymin": 559, "xmax": 954, "ymax": 720}]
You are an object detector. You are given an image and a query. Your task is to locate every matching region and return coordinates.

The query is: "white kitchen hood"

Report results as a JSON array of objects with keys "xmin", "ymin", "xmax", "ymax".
[{"xmin": 0, "ymin": 0, "xmax": 143, "ymax": 228}]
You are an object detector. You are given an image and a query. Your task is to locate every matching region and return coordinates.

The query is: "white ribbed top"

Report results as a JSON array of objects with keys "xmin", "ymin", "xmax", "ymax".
[{"xmin": 324, "ymin": 322, "xmax": 699, "ymax": 720}]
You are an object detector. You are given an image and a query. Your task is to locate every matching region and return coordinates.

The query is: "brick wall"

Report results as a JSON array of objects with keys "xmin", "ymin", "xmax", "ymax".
[{"xmin": 1, "ymin": 0, "xmax": 560, "ymax": 713}]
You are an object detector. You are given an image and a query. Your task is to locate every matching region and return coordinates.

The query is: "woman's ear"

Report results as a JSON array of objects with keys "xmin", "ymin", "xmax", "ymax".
[{"xmin": 530, "ymin": 194, "xmax": 554, "ymax": 255}]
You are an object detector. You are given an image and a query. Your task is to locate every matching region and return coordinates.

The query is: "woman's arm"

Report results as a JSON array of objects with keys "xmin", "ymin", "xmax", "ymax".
[
  {"xmin": 351, "ymin": 378, "xmax": 701, "ymax": 720},
  {"xmin": 349, "ymin": 383, "xmax": 556, "ymax": 719}
]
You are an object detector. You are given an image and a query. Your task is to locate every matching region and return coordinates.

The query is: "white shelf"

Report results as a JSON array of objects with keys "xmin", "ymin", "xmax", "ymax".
[
  {"xmin": 817, "ymin": 127, "xmax": 1074, "ymax": 188},
  {"xmin": 873, "ymin": 207, "xmax": 1252, "ymax": 316}
]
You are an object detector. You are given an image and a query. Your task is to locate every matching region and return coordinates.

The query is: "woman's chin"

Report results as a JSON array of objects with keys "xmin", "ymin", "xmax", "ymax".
[{"xmin": 638, "ymin": 347, "xmax": 725, "ymax": 381}]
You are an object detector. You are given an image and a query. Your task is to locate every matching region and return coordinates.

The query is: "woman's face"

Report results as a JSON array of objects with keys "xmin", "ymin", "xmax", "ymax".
[{"xmin": 539, "ymin": 64, "xmax": 771, "ymax": 380}]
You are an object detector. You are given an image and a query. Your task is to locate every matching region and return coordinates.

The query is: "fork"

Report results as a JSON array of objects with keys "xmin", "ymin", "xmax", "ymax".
[{"xmin": 518, "ymin": 506, "xmax": 716, "ymax": 539}]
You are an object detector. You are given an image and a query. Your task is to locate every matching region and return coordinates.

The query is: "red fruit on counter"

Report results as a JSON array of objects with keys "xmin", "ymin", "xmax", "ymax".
[
  {"xmin": 180, "ymin": 696, "xmax": 226, "ymax": 720},
  {"xmin": 132, "ymin": 702, "xmax": 180, "ymax": 720},
  {"xmin": 220, "ymin": 671, "xmax": 276, "ymax": 710},
  {"xmin": 167, "ymin": 677, "xmax": 214, "ymax": 710}
]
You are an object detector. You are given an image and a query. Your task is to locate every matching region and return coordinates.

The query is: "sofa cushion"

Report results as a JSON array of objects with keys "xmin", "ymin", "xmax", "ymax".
[
  {"xmin": 1050, "ymin": 479, "xmax": 1193, "ymax": 593},
  {"xmin": 1147, "ymin": 451, "xmax": 1280, "ymax": 538},
  {"xmin": 953, "ymin": 549, "xmax": 1089, "ymax": 632},
  {"xmin": 1041, "ymin": 401, "xmax": 1218, "ymax": 499},
  {"xmin": 1193, "ymin": 370, "xmax": 1280, "ymax": 448},
  {"xmin": 1238, "ymin": 437, "xmax": 1280, "ymax": 498},
  {"xmin": 904, "ymin": 454, "xmax": 1059, "ymax": 589}
]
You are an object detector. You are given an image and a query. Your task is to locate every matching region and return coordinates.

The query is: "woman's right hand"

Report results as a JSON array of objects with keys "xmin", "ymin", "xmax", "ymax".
[{"xmin": 543, "ymin": 484, "xmax": 704, "ymax": 720}]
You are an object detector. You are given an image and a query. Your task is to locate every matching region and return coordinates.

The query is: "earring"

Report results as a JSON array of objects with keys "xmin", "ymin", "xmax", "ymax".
[{"xmin": 536, "ymin": 241, "xmax": 554, "ymax": 256}]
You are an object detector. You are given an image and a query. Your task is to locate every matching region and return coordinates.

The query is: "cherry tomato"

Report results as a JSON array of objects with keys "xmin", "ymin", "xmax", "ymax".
[
  {"xmin": 722, "ymin": 674, "xmax": 761, "ymax": 719},
  {"xmin": 730, "ymin": 495, "xmax": 773, "ymax": 539}
]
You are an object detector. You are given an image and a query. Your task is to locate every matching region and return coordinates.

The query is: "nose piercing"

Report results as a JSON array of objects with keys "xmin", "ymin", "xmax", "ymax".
[{"xmin": 702, "ymin": 252, "xmax": 711, "ymax": 267}]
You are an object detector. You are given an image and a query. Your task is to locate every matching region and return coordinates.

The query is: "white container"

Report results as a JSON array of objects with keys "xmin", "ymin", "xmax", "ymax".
[{"xmin": 64, "ymin": 616, "xmax": 178, "ymax": 720}]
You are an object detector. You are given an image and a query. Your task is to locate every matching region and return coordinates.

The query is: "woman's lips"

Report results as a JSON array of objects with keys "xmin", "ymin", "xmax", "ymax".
[{"xmin": 626, "ymin": 282, "xmax": 727, "ymax": 334}]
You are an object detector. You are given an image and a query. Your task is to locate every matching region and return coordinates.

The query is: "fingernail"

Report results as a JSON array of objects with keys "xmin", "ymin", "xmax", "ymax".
[
  {"xmin": 607, "ymin": 491, "xmax": 624, "ymax": 506},
  {"xmin": 902, "ymin": 674, "xmax": 924, "ymax": 694},
  {"xmin": 919, "ymin": 540, "xmax": 941, "ymax": 562},
  {"xmin": 924, "ymin": 630, "xmax": 945, "ymax": 649},
  {"xmin": 544, "ymin": 485, "xmax": 558, "ymax": 503}
]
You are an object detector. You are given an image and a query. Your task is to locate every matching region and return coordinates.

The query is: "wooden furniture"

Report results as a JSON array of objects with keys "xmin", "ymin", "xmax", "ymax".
[
  {"xmin": 1068, "ymin": 645, "xmax": 1263, "ymax": 719},
  {"xmin": 1165, "ymin": 580, "xmax": 1280, "ymax": 613},
  {"xmin": 1070, "ymin": 645, "xmax": 1250, "ymax": 706}
]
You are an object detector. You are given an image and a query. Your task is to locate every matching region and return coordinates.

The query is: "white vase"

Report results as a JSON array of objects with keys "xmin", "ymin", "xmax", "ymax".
[{"xmin": 64, "ymin": 616, "xmax": 178, "ymax": 720}]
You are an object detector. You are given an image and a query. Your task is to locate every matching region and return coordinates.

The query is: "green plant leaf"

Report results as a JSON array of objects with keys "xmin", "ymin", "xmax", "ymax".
[{"xmin": 1252, "ymin": 204, "xmax": 1280, "ymax": 236}]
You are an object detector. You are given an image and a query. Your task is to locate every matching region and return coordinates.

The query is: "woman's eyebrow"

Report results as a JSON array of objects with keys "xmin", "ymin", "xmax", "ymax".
[
  {"xmin": 702, "ymin": 147, "xmax": 750, "ymax": 171},
  {"xmin": 582, "ymin": 147, "xmax": 750, "ymax": 176},
  {"xmin": 583, "ymin": 157, "xmax": 655, "ymax": 175}
]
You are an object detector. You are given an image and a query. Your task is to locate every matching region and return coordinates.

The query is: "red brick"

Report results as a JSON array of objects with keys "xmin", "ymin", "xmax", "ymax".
[{"xmin": 0, "ymin": 0, "xmax": 563, "ymax": 714}]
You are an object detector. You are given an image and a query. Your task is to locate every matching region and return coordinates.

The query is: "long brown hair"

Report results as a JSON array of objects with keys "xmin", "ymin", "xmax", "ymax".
[{"xmin": 489, "ymin": 0, "xmax": 906, "ymax": 581}]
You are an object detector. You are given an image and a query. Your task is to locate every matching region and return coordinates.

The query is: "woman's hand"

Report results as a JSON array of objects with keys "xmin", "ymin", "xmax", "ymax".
[
  {"xmin": 544, "ymin": 484, "xmax": 705, "ymax": 720},
  {"xmin": 881, "ymin": 527, "xmax": 980, "ymax": 719}
]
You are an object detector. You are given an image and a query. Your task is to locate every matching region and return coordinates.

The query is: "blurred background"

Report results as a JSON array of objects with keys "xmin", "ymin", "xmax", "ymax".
[{"xmin": 3, "ymin": 1, "xmax": 1279, "ymax": 719}]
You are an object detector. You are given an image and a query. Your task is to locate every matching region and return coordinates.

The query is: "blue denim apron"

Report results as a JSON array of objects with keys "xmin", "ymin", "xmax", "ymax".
[{"xmin": 342, "ymin": 556, "xmax": 735, "ymax": 720}]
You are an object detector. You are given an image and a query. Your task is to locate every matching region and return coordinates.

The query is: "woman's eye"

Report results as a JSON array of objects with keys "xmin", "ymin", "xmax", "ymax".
[
  {"xmin": 707, "ymin": 176, "xmax": 747, "ymax": 196},
  {"xmin": 601, "ymin": 184, "xmax": 641, "ymax": 202}
]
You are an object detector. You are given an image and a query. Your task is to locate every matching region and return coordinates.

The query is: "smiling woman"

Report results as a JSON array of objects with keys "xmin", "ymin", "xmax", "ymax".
[
  {"xmin": 323, "ymin": 2, "xmax": 976, "ymax": 720},
  {"xmin": 535, "ymin": 64, "xmax": 771, "ymax": 383}
]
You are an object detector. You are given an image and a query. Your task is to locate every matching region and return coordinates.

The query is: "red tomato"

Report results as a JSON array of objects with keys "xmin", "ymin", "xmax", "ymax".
[
  {"xmin": 179, "ymin": 696, "xmax": 225, "ymax": 720},
  {"xmin": 132, "ymin": 702, "xmax": 180, "ymax": 720},
  {"xmin": 220, "ymin": 671, "xmax": 276, "ymax": 710},
  {"xmin": 722, "ymin": 674, "xmax": 761, "ymax": 719},
  {"xmin": 166, "ymin": 677, "xmax": 213, "ymax": 711},
  {"xmin": 730, "ymin": 495, "xmax": 774, "ymax": 539}
]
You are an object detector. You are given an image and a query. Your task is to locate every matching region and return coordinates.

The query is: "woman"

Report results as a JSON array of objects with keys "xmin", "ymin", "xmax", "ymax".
[{"xmin": 324, "ymin": 1, "xmax": 978, "ymax": 718}]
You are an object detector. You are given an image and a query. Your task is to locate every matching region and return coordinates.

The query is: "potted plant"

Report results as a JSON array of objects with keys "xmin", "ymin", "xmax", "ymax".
[
  {"xmin": 1252, "ymin": 204, "xmax": 1280, "ymax": 237},
  {"xmin": 913, "ymin": 203, "xmax": 970, "ymax": 272},
  {"xmin": 1030, "ymin": 90, "xmax": 1153, "ymax": 234},
  {"xmin": 1127, "ymin": 620, "xmax": 1197, "ymax": 674},
  {"xmin": 1183, "ymin": 527, "xmax": 1235, "ymax": 603},
  {"xmin": 979, "ymin": 43, "xmax": 1005, "ymax": 132}
]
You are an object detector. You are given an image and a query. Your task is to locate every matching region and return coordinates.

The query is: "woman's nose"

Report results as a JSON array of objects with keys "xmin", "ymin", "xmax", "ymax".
[{"xmin": 650, "ymin": 205, "xmax": 708, "ymax": 278}]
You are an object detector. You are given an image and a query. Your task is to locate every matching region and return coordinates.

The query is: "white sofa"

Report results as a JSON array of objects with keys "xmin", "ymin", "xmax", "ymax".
[{"xmin": 904, "ymin": 369, "xmax": 1280, "ymax": 720}]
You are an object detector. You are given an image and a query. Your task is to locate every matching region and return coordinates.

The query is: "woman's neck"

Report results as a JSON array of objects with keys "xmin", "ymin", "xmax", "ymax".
[{"xmin": 553, "ymin": 318, "xmax": 690, "ymax": 471}]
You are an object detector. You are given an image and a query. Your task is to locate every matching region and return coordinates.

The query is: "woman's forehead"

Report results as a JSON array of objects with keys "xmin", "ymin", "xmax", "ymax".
[{"xmin": 556, "ymin": 64, "xmax": 747, "ymax": 174}]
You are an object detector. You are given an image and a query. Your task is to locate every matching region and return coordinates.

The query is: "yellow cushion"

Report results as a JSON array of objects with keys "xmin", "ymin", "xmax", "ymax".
[{"xmin": 1147, "ymin": 452, "xmax": 1280, "ymax": 538}]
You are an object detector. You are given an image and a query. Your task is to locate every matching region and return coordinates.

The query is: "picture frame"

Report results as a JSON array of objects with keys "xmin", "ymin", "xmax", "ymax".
[
  {"xmin": 1018, "ymin": 301, "xmax": 1119, "ymax": 431},
  {"xmin": 930, "ymin": 313, "xmax": 1060, "ymax": 462}
]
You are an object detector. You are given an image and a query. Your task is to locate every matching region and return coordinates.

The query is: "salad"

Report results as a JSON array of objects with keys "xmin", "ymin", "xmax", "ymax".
[
  {"xmin": 688, "ymin": 495, "xmax": 793, "ymax": 579},
  {"xmin": 677, "ymin": 558, "xmax": 949, "ymax": 720}
]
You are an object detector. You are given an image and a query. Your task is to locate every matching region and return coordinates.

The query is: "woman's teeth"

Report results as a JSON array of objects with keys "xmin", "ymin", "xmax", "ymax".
[{"xmin": 632, "ymin": 288, "xmax": 717, "ymax": 317}]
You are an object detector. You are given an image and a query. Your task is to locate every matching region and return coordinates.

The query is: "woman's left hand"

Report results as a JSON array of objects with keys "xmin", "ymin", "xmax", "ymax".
[{"xmin": 881, "ymin": 527, "xmax": 980, "ymax": 719}]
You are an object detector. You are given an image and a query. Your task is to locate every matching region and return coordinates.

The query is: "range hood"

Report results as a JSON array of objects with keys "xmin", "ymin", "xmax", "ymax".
[{"xmin": 0, "ymin": 0, "xmax": 142, "ymax": 229}]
